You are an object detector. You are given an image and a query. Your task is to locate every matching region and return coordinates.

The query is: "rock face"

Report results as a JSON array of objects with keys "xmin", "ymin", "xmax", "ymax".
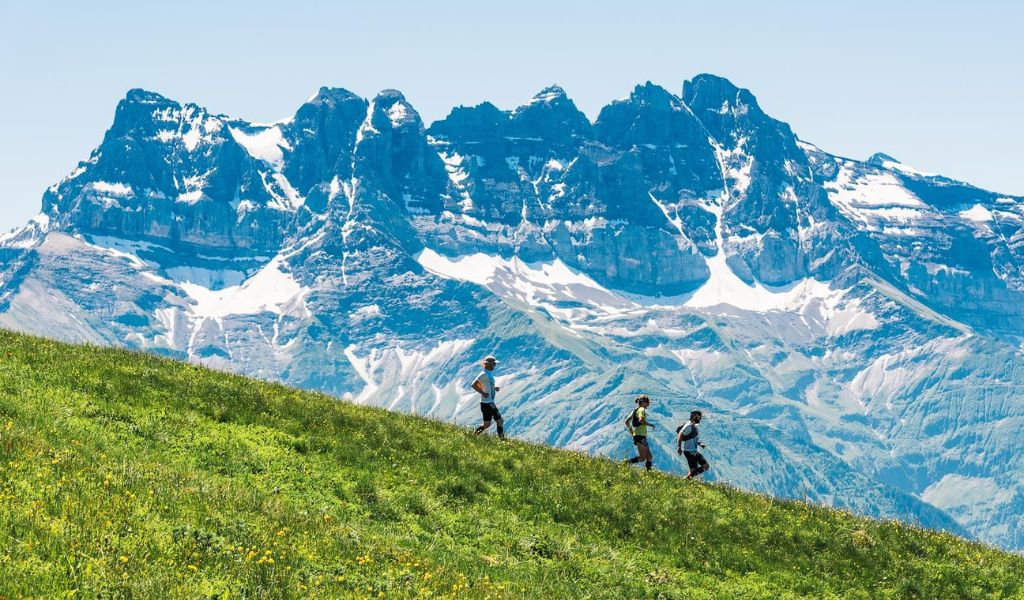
[
  {"xmin": 426, "ymin": 82, "xmax": 716, "ymax": 293},
  {"xmin": 3, "ymin": 75, "xmax": 1024, "ymax": 550},
  {"xmin": 42, "ymin": 89, "xmax": 298, "ymax": 254}
]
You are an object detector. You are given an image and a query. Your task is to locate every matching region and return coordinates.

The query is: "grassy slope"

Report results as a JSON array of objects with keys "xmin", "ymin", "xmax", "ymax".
[{"xmin": 0, "ymin": 330, "xmax": 1021, "ymax": 599}]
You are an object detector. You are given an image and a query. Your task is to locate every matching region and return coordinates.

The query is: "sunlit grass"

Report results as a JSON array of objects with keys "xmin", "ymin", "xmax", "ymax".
[{"xmin": 0, "ymin": 330, "xmax": 1021, "ymax": 598}]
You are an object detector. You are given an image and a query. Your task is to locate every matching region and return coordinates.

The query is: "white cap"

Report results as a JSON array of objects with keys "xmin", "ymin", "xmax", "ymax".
[{"xmin": 483, "ymin": 355, "xmax": 499, "ymax": 363}]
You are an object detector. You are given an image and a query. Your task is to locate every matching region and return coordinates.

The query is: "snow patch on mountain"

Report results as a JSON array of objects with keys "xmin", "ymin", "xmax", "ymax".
[
  {"xmin": 416, "ymin": 248, "xmax": 630, "ymax": 314},
  {"xmin": 879, "ymin": 159, "xmax": 938, "ymax": 178},
  {"xmin": 180, "ymin": 257, "xmax": 309, "ymax": 318},
  {"xmin": 90, "ymin": 182, "xmax": 133, "ymax": 197},
  {"xmin": 387, "ymin": 101, "xmax": 415, "ymax": 127},
  {"xmin": 177, "ymin": 190, "xmax": 204, "ymax": 204},
  {"xmin": 165, "ymin": 266, "xmax": 247, "ymax": 290},
  {"xmin": 685, "ymin": 246, "xmax": 841, "ymax": 312},
  {"xmin": 825, "ymin": 164, "xmax": 932, "ymax": 228},
  {"xmin": 79, "ymin": 235, "xmax": 153, "ymax": 270},
  {"xmin": 649, "ymin": 191, "xmax": 686, "ymax": 236},
  {"xmin": 431, "ymin": 142, "xmax": 475, "ymax": 211},
  {"xmin": 826, "ymin": 302, "xmax": 881, "ymax": 336},
  {"xmin": 714, "ymin": 137, "xmax": 753, "ymax": 196},
  {"xmin": 350, "ymin": 304, "xmax": 381, "ymax": 322},
  {"xmin": 960, "ymin": 204, "xmax": 994, "ymax": 223},
  {"xmin": 417, "ymin": 247, "xmax": 859, "ymax": 325},
  {"xmin": 343, "ymin": 338, "xmax": 476, "ymax": 407},
  {"xmin": 229, "ymin": 125, "xmax": 290, "ymax": 169},
  {"xmin": 85, "ymin": 235, "xmax": 160, "ymax": 256}
]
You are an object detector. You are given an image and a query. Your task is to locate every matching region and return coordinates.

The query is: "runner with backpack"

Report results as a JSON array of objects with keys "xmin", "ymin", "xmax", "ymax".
[
  {"xmin": 677, "ymin": 410, "xmax": 709, "ymax": 479},
  {"xmin": 472, "ymin": 355, "xmax": 506, "ymax": 440},
  {"xmin": 624, "ymin": 395, "xmax": 655, "ymax": 471}
]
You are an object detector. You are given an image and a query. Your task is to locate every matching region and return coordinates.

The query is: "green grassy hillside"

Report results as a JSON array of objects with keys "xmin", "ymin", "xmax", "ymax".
[{"xmin": 0, "ymin": 331, "xmax": 1021, "ymax": 599}]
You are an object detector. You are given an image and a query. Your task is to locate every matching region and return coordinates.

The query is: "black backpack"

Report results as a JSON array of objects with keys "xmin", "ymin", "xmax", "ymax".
[
  {"xmin": 676, "ymin": 422, "xmax": 698, "ymax": 440},
  {"xmin": 630, "ymin": 407, "xmax": 642, "ymax": 428}
]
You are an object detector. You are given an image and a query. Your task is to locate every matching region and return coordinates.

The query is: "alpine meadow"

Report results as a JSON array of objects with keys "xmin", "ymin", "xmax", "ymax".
[{"xmin": 2, "ymin": 330, "xmax": 1023, "ymax": 599}]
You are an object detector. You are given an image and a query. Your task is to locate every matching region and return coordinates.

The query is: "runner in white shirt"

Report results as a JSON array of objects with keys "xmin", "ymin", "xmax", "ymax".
[
  {"xmin": 472, "ymin": 355, "xmax": 505, "ymax": 440},
  {"xmin": 676, "ymin": 410, "xmax": 709, "ymax": 479}
]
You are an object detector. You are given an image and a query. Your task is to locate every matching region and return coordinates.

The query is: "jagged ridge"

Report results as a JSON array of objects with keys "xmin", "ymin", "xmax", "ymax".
[{"xmin": 2, "ymin": 75, "xmax": 1024, "ymax": 551}]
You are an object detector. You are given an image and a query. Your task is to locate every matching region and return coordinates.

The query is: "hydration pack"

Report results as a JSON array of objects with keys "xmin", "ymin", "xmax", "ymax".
[
  {"xmin": 631, "ymin": 408, "xmax": 642, "ymax": 428},
  {"xmin": 677, "ymin": 423, "xmax": 699, "ymax": 440}
]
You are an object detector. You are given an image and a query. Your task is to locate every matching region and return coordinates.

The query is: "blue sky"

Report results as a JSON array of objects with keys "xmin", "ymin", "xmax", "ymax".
[{"xmin": 1, "ymin": 1, "xmax": 1020, "ymax": 231}]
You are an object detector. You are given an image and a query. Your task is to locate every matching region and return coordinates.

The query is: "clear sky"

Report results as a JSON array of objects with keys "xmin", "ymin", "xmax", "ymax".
[{"xmin": 1, "ymin": 1, "xmax": 1020, "ymax": 231}]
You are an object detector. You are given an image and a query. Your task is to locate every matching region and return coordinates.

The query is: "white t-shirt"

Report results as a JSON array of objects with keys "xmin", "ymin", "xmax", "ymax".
[
  {"xmin": 475, "ymin": 370, "xmax": 496, "ymax": 404},
  {"xmin": 679, "ymin": 422, "xmax": 700, "ymax": 452}
]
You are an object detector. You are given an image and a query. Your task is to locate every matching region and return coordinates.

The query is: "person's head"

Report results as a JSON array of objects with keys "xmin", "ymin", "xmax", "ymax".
[
  {"xmin": 482, "ymin": 355, "xmax": 498, "ymax": 371},
  {"xmin": 690, "ymin": 410, "xmax": 703, "ymax": 423},
  {"xmin": 635, "ymin": 394, "xmax": 651, "ymax": 407}
]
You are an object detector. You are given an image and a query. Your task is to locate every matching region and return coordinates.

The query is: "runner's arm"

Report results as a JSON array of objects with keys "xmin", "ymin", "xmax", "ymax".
[{"xmin": 471, "ymin": 379, "xmax": 488, "ymax": 398}]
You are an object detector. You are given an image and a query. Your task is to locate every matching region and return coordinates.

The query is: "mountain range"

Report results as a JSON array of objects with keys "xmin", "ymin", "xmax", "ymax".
[{"xmin": 2, "ymin": 74, "xmax": 1022, "ymax": 550}]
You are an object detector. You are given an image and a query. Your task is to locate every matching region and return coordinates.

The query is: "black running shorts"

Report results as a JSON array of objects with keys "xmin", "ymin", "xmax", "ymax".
[
  {"xmin": 480, "ymin": 402, "xmax": 502, "ymax": 422},
  {"xmin": 683, "ymin": 450, "xmax": 708, "ymax": 474},
  {"xmin": 633, "ymin": 435, "xmax": 648, "ymax": 448}
]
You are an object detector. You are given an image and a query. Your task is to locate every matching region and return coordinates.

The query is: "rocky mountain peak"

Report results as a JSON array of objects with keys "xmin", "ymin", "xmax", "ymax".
[
  {"xmin": 427, "ymin": 102, "xmax": 507, "ymax": 143},
  {"xmin": 285, "ymin": 89, "xmax": 368, "ymax": 191},
  {"xmin": 682, "ymin": 74, "xmax": 762, "ymax": 118},
  {"xmin": 594, "ymin": 81, "xmax": 705, "ymax": 149},
  {"xmin": 528, "ymin": 84, "xmax": 568, "ymax": 102},
  {"xmin": 510, "ymin": 84, "xmax": 591, "ymax": 145},
  {"xmin": 306, "ymin": 86, "xmax": 361, "ymax": 105},
  {"xmin": 293, "ymin": 87, "xmax": 366, "ymax": 124},
  {"xmin": 368, "ymin": 89, "xmax": 423, "ymax": 132},
  {"xmin": 867, "ymin": 152, "xmax": 900, "ymax": 166},
  {"xmin": 121, "ymin": 88, "xmax": 178, "ymax": 106},
  {"xmin": 630, "ymin": 81, "xmax": 678, "ymax": 105},
  {"xmin": 107, "ymin": 89, "xmax": 197, "ymax": 140}
]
